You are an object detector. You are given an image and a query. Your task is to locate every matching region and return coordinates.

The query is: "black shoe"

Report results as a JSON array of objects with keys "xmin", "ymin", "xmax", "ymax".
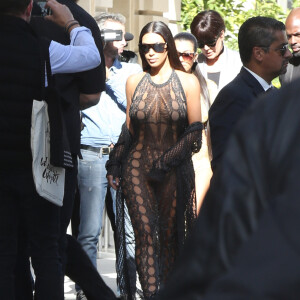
[{"xmin": 76, "ymin": 290, "xmax": 87, "ymax": 300}]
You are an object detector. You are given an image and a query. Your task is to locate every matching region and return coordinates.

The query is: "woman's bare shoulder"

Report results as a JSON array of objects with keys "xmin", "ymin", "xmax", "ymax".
[
  {"xmin": 126, "ymin": 72, "xmax": 146, "ymax": 97},
  {"xmin": 127, "ymin": 72, "xmax": 146, "ymax": 87}
]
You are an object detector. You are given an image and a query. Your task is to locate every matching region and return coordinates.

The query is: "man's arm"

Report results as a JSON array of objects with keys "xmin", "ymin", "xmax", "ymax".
[
  {"xmin": 66, "ymin": 0, "xmax": 106, "ymax": 109},
  {"xmin": 44, "ymin": 0, "xmax": 101, "ymax": 74},
  {"xmin": 80, "ymin": 92, "xmax": 101, "ymax": 110},
  {"xmin": 209, "ymin": 88, "xmax": 248, "ymax": 172},
  {"xmin": 49, "ymin": 27, "xmax": 100, "ymax": 74},
  {"xmin": 106, "ymin": 64, "xmax": 142, "ymax": 110}
]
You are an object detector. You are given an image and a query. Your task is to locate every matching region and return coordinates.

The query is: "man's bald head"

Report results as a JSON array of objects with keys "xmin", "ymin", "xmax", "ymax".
[{"xmin": 286, "ymin": 8, "xmax": 300, "ymax": 57}]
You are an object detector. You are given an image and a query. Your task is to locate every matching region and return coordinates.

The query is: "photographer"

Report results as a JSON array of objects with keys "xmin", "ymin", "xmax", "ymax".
[
  {"xmin": 0, "ymin": 0, "xmax": 101, "ymax": 299},
  {"xmin": 76, "ymin": 12, "xmax": 142, "ymax": 300},
  {"xmin": 14, "ymin": 1, "xmax": 115, "ymax": 300}
]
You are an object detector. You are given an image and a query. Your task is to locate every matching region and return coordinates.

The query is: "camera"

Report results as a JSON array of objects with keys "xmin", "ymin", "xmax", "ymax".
[
  {"xmin": 33, "ymin": 0, "xmax": 52, "ymax": 17},
  {"xmin": 100, "ymin": 29, "xmax": 123, "ymax": 42}
]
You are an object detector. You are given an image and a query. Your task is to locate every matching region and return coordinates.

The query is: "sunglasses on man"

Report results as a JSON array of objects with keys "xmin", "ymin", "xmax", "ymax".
[
  {"xmin": 260, "ymin": 44, "xmax": 290, "ymax": 57},
  {"xmin": 139, "ymin": 43, "xmax": 167, "ymax": 54}
]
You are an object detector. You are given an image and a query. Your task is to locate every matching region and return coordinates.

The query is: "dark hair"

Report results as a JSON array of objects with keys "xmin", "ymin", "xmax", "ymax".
[
  {"xmin": 174, "ymin": 32, "xmax": 210, "ymax": 108},
  {"xmin": 174, "ymin": 32, "xmax": 198, "ymax": 52},
  {"xmin": 190, "ymin": 10, "xmax": 225, "ymax": 43},
  {"xmin": 0, "ymin": 0, "xmax": 30, "ymax": 15},
  {"xmin": 138, "ymin": 21, "xmax": 185, "ymax": 72},
  {"xmin": 238, "ymin": 16, "xmax": 286, "ymax": 65}
]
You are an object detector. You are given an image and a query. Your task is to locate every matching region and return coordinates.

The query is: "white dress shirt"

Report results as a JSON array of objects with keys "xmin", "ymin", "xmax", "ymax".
[{"xmin": 243, "ymin": 66, "xmax": 273, "ymax": 91}]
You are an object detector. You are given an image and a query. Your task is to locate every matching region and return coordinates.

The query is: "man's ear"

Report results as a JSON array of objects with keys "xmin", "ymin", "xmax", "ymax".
[
  {"xmin": 252, "ymin": 46, "xmax": 266, "ymax": 63},
  {"xmin": 25, "ymin": 0, "xmax": 33, "ymax": 18},
  {"xmin": 219, "ymin": 30, "xmax": 225, "ymax": 40}
]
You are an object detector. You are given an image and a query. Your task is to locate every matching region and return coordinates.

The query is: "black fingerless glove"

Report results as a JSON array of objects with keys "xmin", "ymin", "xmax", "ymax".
[{"xmin": 149, "ymin": 121, "xmax": 203, "ymax": 180}]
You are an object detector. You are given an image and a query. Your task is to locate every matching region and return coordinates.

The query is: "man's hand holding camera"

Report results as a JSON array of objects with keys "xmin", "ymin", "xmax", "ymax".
[{"xmin": 43, "ymin": 0, "xmax": 80, "ymax": 34}]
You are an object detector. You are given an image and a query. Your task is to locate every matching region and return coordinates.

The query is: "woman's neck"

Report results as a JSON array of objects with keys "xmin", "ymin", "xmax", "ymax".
[
  {"xmin": 149, "ymin": 57, "xmax": 173, "ymax": 84},
  {"xmin": 207, "ymin": 55, "xmax": 220, "ymax": 66}
]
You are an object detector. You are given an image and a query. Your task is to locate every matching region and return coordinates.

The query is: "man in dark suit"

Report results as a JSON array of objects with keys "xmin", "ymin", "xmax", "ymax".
[
  {"xmin": 157, "ymin": 77, "xmax": 300, "ymax": 300},
  {"xmin": 0, "ymin": 0, "xmax": 102, "ymax": 298},
  {"xmin": 209, "ymin": 16, "xmax": 292, "ymax": 172},
  {"xmin": 280, "ymin": 8, "xmax": 300, "ymax": 86}
]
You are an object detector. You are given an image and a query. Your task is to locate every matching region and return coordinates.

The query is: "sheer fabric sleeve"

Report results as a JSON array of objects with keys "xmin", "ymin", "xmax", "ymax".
[
  {"xmin": 150, "ymin": 121, "xmax": 203, "ymax": 179},
  {"xmin": 105, "ymin": 123, "xmax": 132, "ymax": 178}
]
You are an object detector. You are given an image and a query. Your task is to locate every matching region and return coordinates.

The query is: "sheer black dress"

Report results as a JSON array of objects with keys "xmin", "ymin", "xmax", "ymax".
[{"xmin": 106, "ymin": 70, "xmax": 202, "ymax": 299}]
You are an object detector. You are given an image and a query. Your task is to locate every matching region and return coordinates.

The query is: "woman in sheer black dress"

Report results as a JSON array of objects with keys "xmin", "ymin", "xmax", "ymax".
[{"xmin": 106, "ymin": 21, "xmax": 202, "ymax": 299}]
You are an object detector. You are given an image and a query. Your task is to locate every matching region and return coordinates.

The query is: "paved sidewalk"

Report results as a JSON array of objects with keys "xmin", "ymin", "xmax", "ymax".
[{"xmin": 64, "ymin": 250, "xmax": 118, "ymax": 299}]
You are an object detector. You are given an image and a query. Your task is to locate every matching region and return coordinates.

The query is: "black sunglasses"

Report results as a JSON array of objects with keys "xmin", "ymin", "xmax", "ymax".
[
  {"xmin": 139, "ymin": 43, "xmax": 167, "ymax": 54},
  {"xmin": 273, "ymin": 44, "xmax": 289, "ymax": 56},
  {"xmin": 198, "ymin": 32, "xmax": 222, "ymax": 49},
  {"xmin": 177, "ymin": 52, "xmax": 195, "ymax": 61},
  {"xmin": 259, "ymin": 44, "xmax": 289, "ymax": 57}
]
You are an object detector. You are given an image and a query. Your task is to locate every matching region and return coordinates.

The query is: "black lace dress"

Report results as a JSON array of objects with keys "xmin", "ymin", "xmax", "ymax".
[{"xmin": 106, "ymin": 70, "xmax": 202, "ymax": 299}]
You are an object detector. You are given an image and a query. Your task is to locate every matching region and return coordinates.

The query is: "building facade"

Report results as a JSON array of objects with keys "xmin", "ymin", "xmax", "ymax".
[{"xmin": 77, "ymin": 0, "xmax": 182, "ymax": 53}]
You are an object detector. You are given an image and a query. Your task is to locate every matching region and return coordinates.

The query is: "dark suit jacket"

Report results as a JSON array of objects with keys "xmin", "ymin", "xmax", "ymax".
[{"xmin": 209, "ymin": 67, "xmax": 265, "ymax": 172}]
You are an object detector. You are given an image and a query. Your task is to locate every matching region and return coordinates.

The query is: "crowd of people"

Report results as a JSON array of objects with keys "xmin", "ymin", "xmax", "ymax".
[{"xmin": 1, "ymin": 0, "xmax": 300, "ymax": 299}]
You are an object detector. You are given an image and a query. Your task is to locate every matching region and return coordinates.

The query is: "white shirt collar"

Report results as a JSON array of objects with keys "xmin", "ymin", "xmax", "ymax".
[{"xmin": 243, "ymin": 66, "xmax": 273, "ymax": 91}]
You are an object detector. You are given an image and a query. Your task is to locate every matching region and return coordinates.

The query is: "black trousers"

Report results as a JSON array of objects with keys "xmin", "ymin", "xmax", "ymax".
[
  {"xmin": 59, "ymin": 162, "xmax": 78, "ymax": 274},
  {"xmin": 0, "ymin": 170, "xmax": 63, "ymax": 300},
  {"xmin": 65, "ymin": 234, "xmax": 117, "ymax": 300},
  {"xmin": 15, "ymin": 163, "xmax": 116, "ymax": 300}
]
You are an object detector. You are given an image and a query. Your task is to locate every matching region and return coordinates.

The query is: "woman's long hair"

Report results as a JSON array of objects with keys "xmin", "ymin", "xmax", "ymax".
[
  {"xmin": 138, "ymin": 21, "xmax": 185, "ymax": 72},
  {"xmin": 174, "ymin": 32, "xmax": 211, "ymax": 110}
]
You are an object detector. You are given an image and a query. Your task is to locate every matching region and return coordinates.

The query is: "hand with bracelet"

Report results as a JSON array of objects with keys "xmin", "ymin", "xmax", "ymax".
[{"xmin": 44, "ymin": 0, "xmax": 80, "ymax": 33}]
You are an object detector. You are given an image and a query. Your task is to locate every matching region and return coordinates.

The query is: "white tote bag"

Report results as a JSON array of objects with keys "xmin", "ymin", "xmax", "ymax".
[{"xmin": 31, "ymin": 100, "xmax": 65, "ymax": 206}]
